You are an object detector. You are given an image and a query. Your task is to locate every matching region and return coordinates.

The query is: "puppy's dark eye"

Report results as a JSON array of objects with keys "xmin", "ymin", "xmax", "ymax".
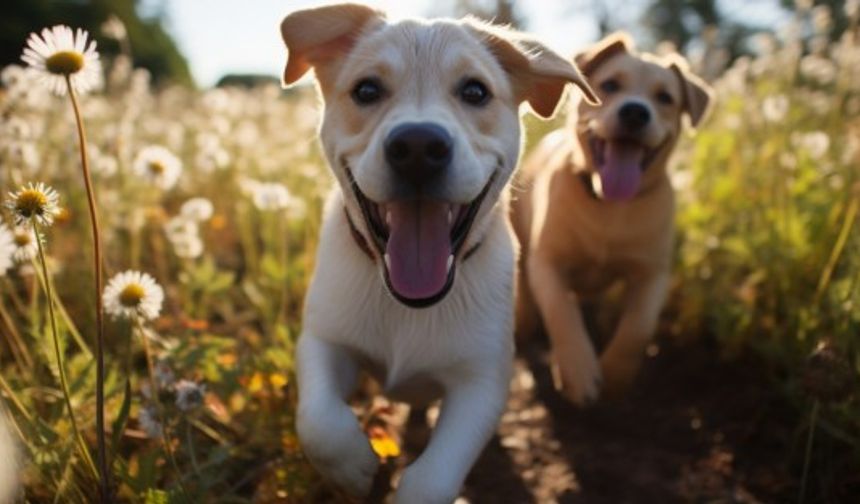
[
  {"xmin": 600, "ymin": 79, "xmax": 621, "ymax": 93},
  {"xmin": 459, "ymin": 78, "xmax": 491, "ymax": 106},
  {"xmin": 656, "ymin": 90, "xmax": 674, "ymax": 105},
  {"xmin": 351, "ymin": 78, "xmax": 385, "ymax": 105}
]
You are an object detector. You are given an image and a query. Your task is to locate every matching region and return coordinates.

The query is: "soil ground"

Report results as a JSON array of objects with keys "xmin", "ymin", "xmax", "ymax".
[{"xmin": 307, "ymin": 335, "xmax": 858, "ymax": 504}]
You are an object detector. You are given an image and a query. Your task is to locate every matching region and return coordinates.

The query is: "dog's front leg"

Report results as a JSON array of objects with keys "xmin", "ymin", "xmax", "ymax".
[
  {"xmin": 395, "ymin": 370, "xmax": 509, "ymax": 504},
  {"xmin": 295, "ymin": 335, "xmax": 379, "ymax": 497},
  {"xmin": 599, "ymin": 270, "xmax": 670, "ymax": 396},
  {"xmin": 528, "ymin": 253, "xmax": 602, "ymax": 405}
]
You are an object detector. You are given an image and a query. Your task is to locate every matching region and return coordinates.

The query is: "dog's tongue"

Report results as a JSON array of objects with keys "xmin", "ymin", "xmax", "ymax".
[
  {"xmin": 597, "ymin": 141, "xmax": 644, "ymax": 201},
  {"xmin": 385, "ymin": 200, "xmax": 451, "ymax": 301}
]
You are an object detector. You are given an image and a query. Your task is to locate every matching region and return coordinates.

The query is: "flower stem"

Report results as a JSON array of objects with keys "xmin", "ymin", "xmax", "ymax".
[
  {"xmin": 32, "ymin": 219, "xmax": 98, "ymax": 481},
  {"xmin": 65, "ymin": 74, "xmax": 110, "ymax": 502},
  {"xmin": 185, "ymin": 419, "xmax": 201, "ymax": 477},
  {"xmin": 136, "ymin": 320, "xmax": 191, "ymax": 501},
  {"xmin": 798, "ymin": 400, "xmax": 820, "ymax": 504}
]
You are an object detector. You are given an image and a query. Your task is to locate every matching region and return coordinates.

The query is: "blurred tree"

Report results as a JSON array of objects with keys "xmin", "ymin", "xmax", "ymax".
[
  {"xmin": 216, "ymin": 74, "xmax": 279, "ymax": 89},
  {"xmin": 0, "ymin": 0, "xmax": 193, "ymax": 86},
  {"xmin": 641, "ymin": 0, "xmax": 762, "ymax": 59},
  {"xmin": 779, "ymin": 0, "xmax": 852, "ymax": 40}
]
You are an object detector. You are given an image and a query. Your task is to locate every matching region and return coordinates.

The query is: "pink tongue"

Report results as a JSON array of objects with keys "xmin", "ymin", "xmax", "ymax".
[
  {"xmin": 598, "ymin": 142, "xmax": 644, "ymax": 201},
  {"xmin": 385, "ymin": 201, "xmax": 451, "ymax": 300}
]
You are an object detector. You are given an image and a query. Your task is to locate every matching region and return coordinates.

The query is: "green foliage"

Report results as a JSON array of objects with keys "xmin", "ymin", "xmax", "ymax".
[{"xmin": 672, "ymin": 6, "xmax": 860, "ymax": 470}]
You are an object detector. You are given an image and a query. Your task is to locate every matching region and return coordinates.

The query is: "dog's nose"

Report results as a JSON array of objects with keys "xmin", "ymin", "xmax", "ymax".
[
  {"xmin": 384, "ymin": 122, "xmax": 453, "ymax": 185},
  {"xmin": 618, "ymin": 102, "xmax": 651, "ymax": 130}
]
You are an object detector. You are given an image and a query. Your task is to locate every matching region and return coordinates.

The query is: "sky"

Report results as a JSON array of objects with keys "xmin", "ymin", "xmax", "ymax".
[{"xmin": 139, "ymin": 0, "xmax": 789, "ymax": 88}]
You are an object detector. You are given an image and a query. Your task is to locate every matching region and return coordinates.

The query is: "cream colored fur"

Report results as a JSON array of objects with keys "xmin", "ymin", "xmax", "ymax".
[{"xmin": 279, "ymin": 3, "xmax": 595, "ymax": 502}]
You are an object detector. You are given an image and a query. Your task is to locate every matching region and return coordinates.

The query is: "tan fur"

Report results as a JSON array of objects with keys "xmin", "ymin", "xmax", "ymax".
[{"xmin": 512, "ymin": 32, "xmax": 714, "ymax": 405}]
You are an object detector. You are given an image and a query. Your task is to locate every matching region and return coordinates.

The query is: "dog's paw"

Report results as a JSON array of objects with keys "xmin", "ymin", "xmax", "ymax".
[
  {"xmin": 551, "ymin": 343, "xmax": 602, "ymax": 406},
  {"xmin": 297, "ymin": 401, "xmax": 380, "ymax": 497},
  {"xmin": 599, "ymin": 344, "xmax": 644, "ymax": 397},
  {"xmin": 394, "ymin": 464, "xmax": 460, "ymax": 504}
]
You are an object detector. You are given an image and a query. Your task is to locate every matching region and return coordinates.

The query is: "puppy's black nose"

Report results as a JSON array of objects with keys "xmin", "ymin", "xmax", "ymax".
[
  {"xmin": 618, "ymin": 102, "xmax": 651, "ymax": 130},
  {"xmin": 384, "ymin": 122, "xmax": 452, "ymax": 186}
]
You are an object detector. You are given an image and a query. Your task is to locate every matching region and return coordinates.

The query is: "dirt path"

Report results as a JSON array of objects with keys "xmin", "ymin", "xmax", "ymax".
[
  {"xmin": 459, "ymin": 338, "xmax": 798, "ymax": 503},
  {"xmin": 308, "ymin": 336, "xmax": 855, "ymax": 503}
]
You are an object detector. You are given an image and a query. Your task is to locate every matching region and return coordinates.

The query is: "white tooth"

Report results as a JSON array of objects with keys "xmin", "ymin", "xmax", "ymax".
[
  {"xmin": 384, "ymin": 253, "xmax": 391, "ymax": 270},
  {"xmin": 448, "ymin": 208, "xmax": 454, "ymax": 225},
  {"xmin": 446, "ymin": 254, "xmax": 454, "ymax": 273},
  {"xmin": 385, "ymin": 210, "xmax": 392, "ymax": 226}
]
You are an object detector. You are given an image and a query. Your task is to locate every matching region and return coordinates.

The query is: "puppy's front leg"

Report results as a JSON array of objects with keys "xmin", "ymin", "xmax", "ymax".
[
  {"xmin": 599, "ymin": 271, "xmax": 670, "ymax": 396},
  {"xmin": 528, "ymin": 253, "xmax": 602, "ymax": 405},
  {"xmin": 295, "ymin": 335, "xmax": 379, "ymax": 497},
  {"xmin": 396, "ymin": 370, "xmax": 510, "ymax": 504}
]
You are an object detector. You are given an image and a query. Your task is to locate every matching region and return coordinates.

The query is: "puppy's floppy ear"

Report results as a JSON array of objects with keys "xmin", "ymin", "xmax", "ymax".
[
  {"xmin": 468, "ymin": 20, "xmax": 599, "ymax": 119},
  {"xmin": 574, "ymin": 31, "xmax": 635, "ymax": 76},
  {"xmin": 668, "ymin": 59, "xmax": 714, "ymax": 127},
  {"xmin": 280, "ymin": 3, "xmax": 385, "ymax": 86}
]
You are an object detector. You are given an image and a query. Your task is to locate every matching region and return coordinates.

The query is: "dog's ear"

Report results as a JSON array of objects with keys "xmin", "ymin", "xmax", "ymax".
[
  {"xmin": 574, "ymin": 31, "xmax": 635, "ymax": 77},
  {"xmin": 469, "ymin": 21, "xmax": 599, "ymax": 119},
  {"xmin": 668, "ymin": 59, "xmax": 714, "ymax": 127},
  {"xmin": 280, "ymin": 3, "xmax": 385, "ymax": 86}
]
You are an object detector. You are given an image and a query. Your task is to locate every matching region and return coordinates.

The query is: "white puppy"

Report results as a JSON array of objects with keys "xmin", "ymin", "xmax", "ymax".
[
  {"xmin": 0, "ymin": 411, "xmax": 19, "ymax": 503},
  {"xmin": 279, "ymin": 3, "xmax": 596, "ymax": 502}
]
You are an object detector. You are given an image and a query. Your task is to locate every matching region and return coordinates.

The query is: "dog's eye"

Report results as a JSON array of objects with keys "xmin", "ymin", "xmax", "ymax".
[
  {"xmin": 656, "ymin": 90, "xmax": 674, "ymax": 105},
  {"xmin": 351, "ymin": 78, "xmax": 386, "ymax": 106},
  {"xmin": 459, "ymin": 79, "xmax": 492, "ymax": 106},
  {"xmin": 600, "ymin": 79, "xmax": 621, "ymax": 94}
]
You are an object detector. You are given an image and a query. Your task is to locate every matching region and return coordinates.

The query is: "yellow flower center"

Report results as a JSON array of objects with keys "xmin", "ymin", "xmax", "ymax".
[
  {"xmin": 148, "ymin": 161, "xmax": 166, "ymax": 175},
  {"xmin": 13, "ymin": 233, "xmax": 31, "ymax": 247},
  {"xmin": 45, "ymin": 51, "xmax": 85, "ymax": 75},
  {"xmin": 119, "ymin": 284, "xmax": 145, "ymax": 307},
  {"xmin": 15, "ymin": 189, "xmax": 48, "ymax": 218}
]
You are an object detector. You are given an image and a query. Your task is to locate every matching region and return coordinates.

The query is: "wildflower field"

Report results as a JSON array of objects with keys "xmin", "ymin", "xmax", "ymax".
[{"xmin": 0, "ymin": 5, "xmax": 858, "ymax": 504}]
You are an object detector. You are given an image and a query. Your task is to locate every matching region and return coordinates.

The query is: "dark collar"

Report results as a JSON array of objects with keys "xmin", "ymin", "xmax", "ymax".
[{"xmin": 343, "ymin": 206, "xmax": 482, "ymax": 262}]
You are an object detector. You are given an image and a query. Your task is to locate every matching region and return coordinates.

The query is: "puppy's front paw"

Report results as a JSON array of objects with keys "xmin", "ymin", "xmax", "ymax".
[
  {"xmin": 297, "ymin": 401, "xmax": 380, "ymax": 497},
  {"xmin": 551, "ymin": 342, "xmax": 602, "ymax": 406},
  {"xmin": 599, "ymin": 344, "xmax": 644, "ymax": 397},
  {"xmin": 395, "ymin": 463, "xmax": 459, "ymax": 504}
]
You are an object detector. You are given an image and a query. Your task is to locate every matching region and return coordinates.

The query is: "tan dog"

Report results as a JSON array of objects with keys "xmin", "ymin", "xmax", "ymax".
[
  {"xmin": 512, "ymin": 33, "xmax": 713, "ymax": 405},
  {"xmin": 280, "ymin": 3, "xmax": 596, "ymax": 502}
]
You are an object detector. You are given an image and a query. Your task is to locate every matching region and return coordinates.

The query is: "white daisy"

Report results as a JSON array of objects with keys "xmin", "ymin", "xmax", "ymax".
[
  {"xmin": 252, "ymin": 182, "xmax": 293, "ymax": 211},
  {"xmin": 179, "ymin": 198, "xmax": 214, "ymax": 222},
  {"xmin": 0, "ymin": 224, "xmax": 15, "ymax": 276},
  {"xmin": 164, "ymin": 217, "xmax": 198, "ymax": 242},
  {"xmin": 174, "ymin": 380, "xmax": 206, "ymax": 413},
  {"xmin": 103, "ymin": 270, "xmax": 164, "ymax": 321},
  {"xmin": 5, "ymin": 182, "xmax": 60, "ymax": 227},
  {"xmin": 132, "ymin": 145, "xmax": 182, "ymax": 190},
  {"xmin": 171, "ymin": 234, "xmax": 204, "ymax": 259},
  {"xmin": 10, "ymin": 227, "xmax": 40, "ymax": 263},
  {"xmin": 21, "ymin": 25, "xmax": 102, "ymax": 96}
]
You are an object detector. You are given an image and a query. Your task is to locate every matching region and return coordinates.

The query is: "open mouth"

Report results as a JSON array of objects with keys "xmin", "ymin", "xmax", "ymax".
[
  {"xmin": 587, "ymin": 133, "xmax": 662, "ymax": 201},
  {"xmin": 347, "ymin": 169, "xmax": 496, "ymax": 308}
]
